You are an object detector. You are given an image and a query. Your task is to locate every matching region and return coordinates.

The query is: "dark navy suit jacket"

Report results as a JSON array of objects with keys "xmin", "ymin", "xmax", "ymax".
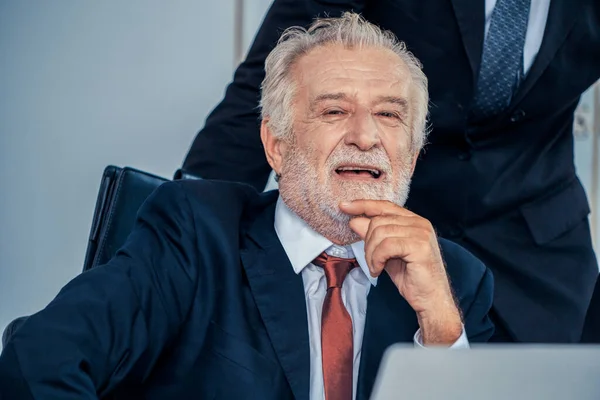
[{"xmin": 0, "ymin": 180, "xmax": 494, "ymax": 399}]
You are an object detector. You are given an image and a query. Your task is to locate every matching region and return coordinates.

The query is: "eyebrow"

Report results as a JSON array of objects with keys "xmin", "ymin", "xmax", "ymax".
[
  {"xmin": 311, "ymin": 93, "xmax": 409, "ymax": 113},
  {"xmin": 312, "ymin": 92, "xmax": 350, "ymax": 104},
  {"xmin": 374, "ymin": 95, "xmax": 409, "ymax": 114}
]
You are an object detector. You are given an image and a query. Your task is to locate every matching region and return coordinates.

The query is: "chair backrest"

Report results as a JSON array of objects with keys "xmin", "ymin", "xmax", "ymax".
[
  {"xmin": 82, "ymin": 166, "xmax": 168, "ymax": 271},
  {"xmin": 2, "ymin": 166, "xmax": 200, "ymax": 348}
]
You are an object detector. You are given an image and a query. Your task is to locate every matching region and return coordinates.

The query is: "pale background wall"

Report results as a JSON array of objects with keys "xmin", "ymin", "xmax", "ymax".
[
  {"xmin": 0, "ymin": 0, "xmax": 598, "ymax": 345},
  {"xmin": 574, "ymin": 83, "xmax": 600, "ymax": 259},
  {"xmin": 0, "ymin": 0, "xmax": 273, "ymax": 340}
]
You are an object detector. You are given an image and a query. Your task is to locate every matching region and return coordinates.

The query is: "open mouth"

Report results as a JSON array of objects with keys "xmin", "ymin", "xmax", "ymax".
[{"xmin": 335, "ymin": 166, "xmax": 383, "ymax": 180}]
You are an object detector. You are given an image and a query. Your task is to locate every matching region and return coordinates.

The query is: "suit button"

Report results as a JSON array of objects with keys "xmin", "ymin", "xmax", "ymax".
[{"xmin": 510, "ymin": 109, "xmax": 526, "ymax": 122}]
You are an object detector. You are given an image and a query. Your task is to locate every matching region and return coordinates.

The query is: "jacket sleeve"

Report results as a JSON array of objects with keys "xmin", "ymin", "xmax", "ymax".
[
  {"xmin": 462, "ymin": 267, "xmax": 495, "ymax": 343},
  {"xmin": 0, "ymin": 181, "xmax": 199, "ymax": 399},
  {"xmin": 182, "ymin": 0, "xmax": 366, "ymax": 191}
]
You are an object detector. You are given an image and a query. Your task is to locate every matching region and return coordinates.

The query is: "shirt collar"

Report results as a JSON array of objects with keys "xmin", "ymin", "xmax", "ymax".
[{"xmin": 274, "ymin": 197, "xmax": 377, "ymax": 286}]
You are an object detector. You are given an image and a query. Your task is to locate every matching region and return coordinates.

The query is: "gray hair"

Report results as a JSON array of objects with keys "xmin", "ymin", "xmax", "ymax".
[{"xmin": 259, "ymin": 12, "xmax": 429, "ymax": 153}]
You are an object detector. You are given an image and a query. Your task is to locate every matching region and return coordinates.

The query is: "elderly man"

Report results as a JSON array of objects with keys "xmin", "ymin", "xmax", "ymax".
[{"xmin": 0, "ymin": 13, "xmax": 493, "ymax": 400}]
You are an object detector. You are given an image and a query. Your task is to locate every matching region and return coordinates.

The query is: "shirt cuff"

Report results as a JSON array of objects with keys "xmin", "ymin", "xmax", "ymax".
[{"xmin": 413, "ymin": 325, "xmax": 470, "ymax": 349}]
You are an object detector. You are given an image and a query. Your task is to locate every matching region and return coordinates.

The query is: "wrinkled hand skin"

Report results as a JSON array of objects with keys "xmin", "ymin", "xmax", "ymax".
[{"xmin": 340, "ymin": 200, "xmax": 463, "ymax": 345}]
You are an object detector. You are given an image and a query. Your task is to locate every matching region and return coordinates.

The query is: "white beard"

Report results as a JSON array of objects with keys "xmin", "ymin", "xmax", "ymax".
[{"xmin": 278, "ymin": 141, "xmax": 412, "ymax": 245}]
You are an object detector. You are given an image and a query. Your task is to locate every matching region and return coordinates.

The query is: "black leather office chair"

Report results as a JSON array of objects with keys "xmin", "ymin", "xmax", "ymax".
[{"xmin": 2, "ymin": 166, "xmax": 198, "ymax": 348}]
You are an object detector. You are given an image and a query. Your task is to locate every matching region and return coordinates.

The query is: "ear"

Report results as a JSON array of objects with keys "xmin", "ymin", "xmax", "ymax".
[
  {"xmin": 260, "ymin": 118, "xmax": 287, "ymax": 175},
  {"xmin": 409, "ymin": 150, "xmax": 420, "ymax": 177}
]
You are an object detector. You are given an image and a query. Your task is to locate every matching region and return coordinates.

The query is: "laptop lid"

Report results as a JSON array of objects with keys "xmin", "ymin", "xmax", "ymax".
[{"xmin": 370, "ymin": 344, "xmax": 600, "ymax": 400}]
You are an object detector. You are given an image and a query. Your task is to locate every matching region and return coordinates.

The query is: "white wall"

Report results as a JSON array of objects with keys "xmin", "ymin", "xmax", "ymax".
[
  {"xmin": 0, "ymin": 0, "xmax": 239, "ymax": 338},
  {"xmin": 574, "ymin": 83, "xmax": 600, "ymax": 257}
]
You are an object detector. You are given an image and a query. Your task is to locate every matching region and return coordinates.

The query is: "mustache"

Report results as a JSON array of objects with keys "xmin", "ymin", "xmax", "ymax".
[{"xmin": 326, "ymin": 149, "xmax": 393, "ymax": 174}]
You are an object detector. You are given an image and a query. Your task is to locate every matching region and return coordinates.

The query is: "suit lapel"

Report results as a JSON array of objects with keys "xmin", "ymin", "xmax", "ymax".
[
  {"xmin": 449, "ymin": 0, "xmax": 486, "ymax": 82},
  {"xmin": 240, "ymin": 196, "xmax": 310, "ymax": 400},
  {"xmin": 356, "ymin": 273, "xmax": 419, "ymax": 400},
  {"xmin": 508, "ymin": 0, "xmax": 581, "ymax": 108}
]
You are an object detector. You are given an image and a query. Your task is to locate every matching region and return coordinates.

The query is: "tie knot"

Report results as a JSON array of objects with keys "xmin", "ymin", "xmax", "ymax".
[{"xmin": 313, "ymin": 252, "xmax": 357, "ymax": 289}]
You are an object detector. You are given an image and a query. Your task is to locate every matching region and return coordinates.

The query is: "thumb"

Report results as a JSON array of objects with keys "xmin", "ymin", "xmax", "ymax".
[{"xmin": 348, "ymin": 217, "xmax": 370, "ymax": 239}]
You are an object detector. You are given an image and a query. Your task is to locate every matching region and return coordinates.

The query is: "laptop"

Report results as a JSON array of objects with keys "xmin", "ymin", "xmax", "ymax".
[{"xmin": 370, "ymin": 344, "xmax": 600, "ymax": 400}]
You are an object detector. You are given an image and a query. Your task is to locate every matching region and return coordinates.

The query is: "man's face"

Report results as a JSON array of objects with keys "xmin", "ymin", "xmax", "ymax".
[{"xmin": 264, "ymin": 44, "xmax": 419, "ymax": 244}]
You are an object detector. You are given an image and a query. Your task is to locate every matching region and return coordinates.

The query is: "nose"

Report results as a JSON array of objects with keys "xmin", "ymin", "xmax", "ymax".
[{"xmin": 343, "ymin": 109, "xmax": 382, "ymax": 151}]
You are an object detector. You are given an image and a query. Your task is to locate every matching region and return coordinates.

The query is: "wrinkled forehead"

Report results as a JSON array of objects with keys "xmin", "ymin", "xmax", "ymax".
[{"xmin": 291, "ymin": 43, "xmax": 413, "ymax": 101}]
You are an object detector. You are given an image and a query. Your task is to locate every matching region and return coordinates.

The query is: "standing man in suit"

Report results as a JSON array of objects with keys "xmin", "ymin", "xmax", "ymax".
[
  {"xmin": 183, "ymin": 0, "xmax": 600, "ymax": 343},
  {"xmin": 0, "ymin": 14, "xmax": 493, "ymax": 399}
]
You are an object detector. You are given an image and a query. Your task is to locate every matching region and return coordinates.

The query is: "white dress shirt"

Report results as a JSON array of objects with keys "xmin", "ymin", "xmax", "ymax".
[
  {"xmin": 485, "ymin": 0, "xmax": 551, "ymax": 74},
  {"xmin": 274, "ymin": 198, "xmax": 469, "ymax": 400}
]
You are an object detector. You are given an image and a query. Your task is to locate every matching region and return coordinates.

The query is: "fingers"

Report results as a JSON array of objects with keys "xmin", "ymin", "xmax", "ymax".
[
  {"xmin": 364, "ymin": 216, "xmax": 434, "ymax": 245},
  {"xmin": 365, "ymin": 227, "xmax": 433, "ymax": 273},
  {"xmin": 353, "ymin": 216, "xmax": 439, "ymax": 276},
  {"xmin": 339, "ymin": 199, "xmax": 416, "ymax": 218},
  {"xmin": 348, "ymin": 215, "xmax": 430, "ymax": 243},
  {"xmin": 348, "ymin": 217, "xmax": 370, "ymax": 240},
  {"xmin": 359, "ymin": 215, "xmax": 434, "ymax": 250},
  {"xmin": 343, "ymin": 200, "xmax": 440, "ymax": 278}
]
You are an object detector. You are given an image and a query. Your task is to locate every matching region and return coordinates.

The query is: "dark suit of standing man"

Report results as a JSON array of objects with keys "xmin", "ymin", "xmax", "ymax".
[{"xmin": 183, "ymin": 0, "xmax": 600, "ymax": 343}]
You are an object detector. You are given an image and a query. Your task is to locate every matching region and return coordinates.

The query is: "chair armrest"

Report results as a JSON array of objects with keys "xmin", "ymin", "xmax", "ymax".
[{"xmin": 173, "ymin": 169, "xmax": 202, "ymax": 181}]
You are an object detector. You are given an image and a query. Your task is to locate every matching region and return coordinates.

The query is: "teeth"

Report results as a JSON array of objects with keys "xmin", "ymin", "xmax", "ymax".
[
  {"xmin": 337, "ymin": 167, "xmax": 381, "ymax": 174},
  {"xmin": 336, "ymin": 167, "xmax": 382, "ymax": 178}
]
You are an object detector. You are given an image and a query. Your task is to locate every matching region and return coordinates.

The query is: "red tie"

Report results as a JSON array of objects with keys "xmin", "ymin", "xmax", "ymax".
[{"xmin": 313, "ymin": 252, "xmax": 358, "ymax": 400}]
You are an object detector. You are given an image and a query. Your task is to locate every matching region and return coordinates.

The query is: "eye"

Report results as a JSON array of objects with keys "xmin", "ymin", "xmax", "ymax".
[
  {"xmin": 324, "ymin": 109, "xmax": 346, "ymax": 116},
  {"xmin": 377, "ymin": 111, "xmax": 401, "ymax": 119}
]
